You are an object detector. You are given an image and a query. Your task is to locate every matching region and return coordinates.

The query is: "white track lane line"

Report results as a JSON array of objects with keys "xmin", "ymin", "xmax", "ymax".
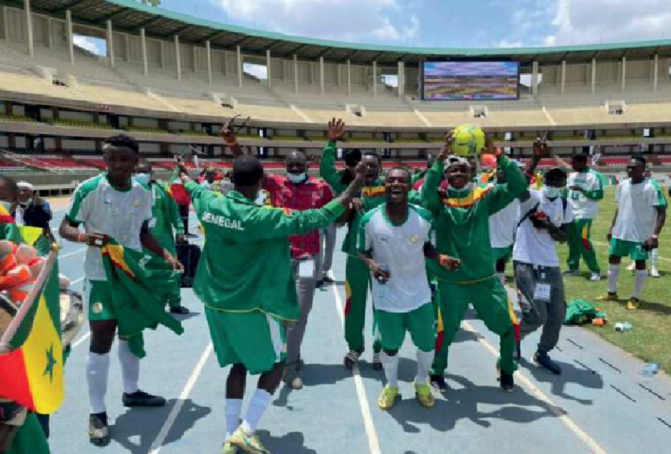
[
  {"xmin": 461, "ymin": 321, "xmax": 609, "ymax": 454},
  {"xmin": 60, "ymin": 247, "xmax": 86, "ymax": 259},
  {"xmin": 147, "ymin": 343, "xmax": 213, "ymax": 454},
  {"xmin": 71, "ymin": 331, "xmax": 90, "ymax": 348},
  {"xmin": 331, "ymin": 284, "xmax": 383, "ymax": 454}
]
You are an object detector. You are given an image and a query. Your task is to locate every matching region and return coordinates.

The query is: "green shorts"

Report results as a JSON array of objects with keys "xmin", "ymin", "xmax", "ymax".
[
  {"xmin": 492, "ymin": 246, "xmax": 513, "ymax": 262},
  {"xmin": 609, "ymin": 238, "xmax": 649, "ymax": 261},
  {"xmin": 205, "ymin": 307, "xmax": 286, "ymax": 375},
  {"xmin": 375, "ymin": 302, "xmax": 435, "ymax": 353},
  {"xmin": 85, "ymin": 280, "xmax": 116, "ymax": 322}
]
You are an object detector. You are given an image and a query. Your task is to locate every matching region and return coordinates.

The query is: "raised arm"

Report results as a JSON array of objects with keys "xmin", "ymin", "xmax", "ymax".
[
  {"xmin": 485, "ymin": 139, "xmax": 527, "ymax": 214},
  {"xmin": 221, "ymin": 119, "xmax": 244, "ymax": 158},
  {"xmin": 165, "ymin": 185, "xmax": 185, "ymax": 237},
  {"xmin": 421, "ymin": 136, "xmax": 451, "ymax": 213},
  {"xmin": 319, "ymin": 119, "xmax": 348, "ymax": 194}
]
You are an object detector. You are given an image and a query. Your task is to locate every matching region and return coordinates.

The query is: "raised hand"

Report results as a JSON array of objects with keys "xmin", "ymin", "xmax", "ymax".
[
  {"xmin": 481, "ymin": 133, "xmax": 498, "ymax": 156},
  {"xmin": 533, "ymin": 137, "xmax": 549, "ymax": 160},
  {"xmin": 438, "ymin": 131, "xmax": 454, "ymax": 161},
  {"xmin": 220, "ymin": 118, "xmax": 238, "ymax": 144},
  {"xmin": 327, "ymin": 118, "xmax": 348, "ymax": 142}
]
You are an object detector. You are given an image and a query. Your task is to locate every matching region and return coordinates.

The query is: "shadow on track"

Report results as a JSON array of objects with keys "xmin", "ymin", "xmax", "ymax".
[
  {"xmin": 386, "ymin": 375, "xmax": 560, "ymax": 433},
  {"xmin": 111, "ymin": 399, "xmax": 211, "ymax": 453},
  {"xmin": 257, "ymin": 430, "xmax": 317, "ymax": 454},
  {"xmin": 518, "ymin": 357, "xmax": 604, "ymax": 405}
]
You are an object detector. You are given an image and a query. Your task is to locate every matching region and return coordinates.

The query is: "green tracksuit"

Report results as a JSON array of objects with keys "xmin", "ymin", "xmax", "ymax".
[
  {"xmin": 320, "ymin": 141, "xmax": 386, "ymax": 353},
  {"xmin": 147, "ymin": 181, "xmax": 185, "ymax": 308},
  {"xmin": 421, "ymin": 155, "xmax": 526, "ymax": 376},
  {"xmin": 566, "ymin": 169, "xmax": 604, "ymax": 274}
]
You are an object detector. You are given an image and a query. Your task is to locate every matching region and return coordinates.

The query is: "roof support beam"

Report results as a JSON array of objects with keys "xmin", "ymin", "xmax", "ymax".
[
  {"xmin": 347, "ymin": 59, "xmax": 351, "ymax": 96},
  {"xmin": 96, "ymin": 8, "xmax": 129, "ymax": 25},
  {"xmin": 141, "ymin": 27, "xmax": 148, "ymax": 76},
  {"xmin": 319, "ymin": 56, "xmax": 325, "ymax": 94},
  {"xmin": 591, "ymin": 58, "xmax": 596, "ymax": 94},
  {"xmin": 52, "ymin": 0, "xmax": 86, "ymax": 14},
  {"xmin": 175, "ymin": 35, "xmax": 181, "ymax": 81},
  {"xmin": 25, "ymin": 0, "xmax": 34, "ymax": 58},
  {"xmin": 106, "ymin": 19, "xmax": 115, "ymax": 68},
  {"xmin": 653, "ymin": 54, "xmax": 659, "ymax": 92},
  {"xmin": 266, "ymin": 49, "xmax": 272, "ymax": 87},
  {"xmin": 134, "ymin": 16, "xmax": 164, "ymax": 31},
  {"xmin": 294, "ymin": 54, "xmax": 299, "ymax": 93},
  {"xmin": 202, "ymin": 30, "xmax": 226, "ymax": 43},
  {"xmin": 66, "ymin": 9, "xmax": 74, "ymax": 64},
  {"xmin": 531, "ymin": 61, "xmax": 539, "ymax": 97},
  {"xmin": 372, "ymin": 60, "xmax": 377, "ymax": 97},
  {"xmin": 397, "ymin": 61, "xmax": 405, "ymax": 97},
  {"xmin": 621, "ymin": 56, "xmax": 626, "ymax": 94},
  {"xmin": 560, "ymin": 60, "xmax": 566, "ymax": 96},
  {"xmin": 237, "ymin": 45, "xmax": 243, "ymax": 87},
  {"xmin": 206, "ymin": 40, "xmax": 212, "ymax": 84}
]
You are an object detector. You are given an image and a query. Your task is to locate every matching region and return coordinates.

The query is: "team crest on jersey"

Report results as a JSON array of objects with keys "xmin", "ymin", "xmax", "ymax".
[
  {"xmin": 92, "ymin": 302, "xmax": 104, "ymax": 314},
  {"xmin": 133, "ymin": 199, "xmax": 140, "ymax": 207},
  {"xmin": 409, "ymin": 234, "xmax": 420, "ymax": 244}
]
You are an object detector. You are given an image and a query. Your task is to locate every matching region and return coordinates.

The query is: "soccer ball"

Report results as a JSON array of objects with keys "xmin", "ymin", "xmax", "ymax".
[{"xmin": 451, "ymin": 124, "xmax": 486, "ymax": 157}]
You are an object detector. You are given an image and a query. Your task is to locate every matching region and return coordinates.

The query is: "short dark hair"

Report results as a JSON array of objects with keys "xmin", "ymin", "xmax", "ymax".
[
  {"xmin": 385, "ymin": 166, "xmax": 412, "ymax": 181},
  {"xmin": 572, "ymin": 153, "xmax": 588, "ymax": 164},
  {"xmin": 343, "ymin": 148, "xmax": 362, "ymax": 167},
  {"xmin": 631, "ymin": 154, "xmax": 646, "ymax": 166},
  {"xmin": 0, "ymin": 174, "xmax": 18, "ymax": 194},
  {"xmin": 363, "ymin": 151, "xmax": 382, "ymax": 165},
  {"xmin": 232, "ymin": 155, "xmax": 264, "ymax": 187},
  {"xmin": 104, "ymin": 134, "xmax": 139, "ymax": 154}
]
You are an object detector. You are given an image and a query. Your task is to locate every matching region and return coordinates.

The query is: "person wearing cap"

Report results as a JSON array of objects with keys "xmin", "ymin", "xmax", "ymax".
[
  {"xmin": 565, "ymin": 153, "xmax": 604, "ymax": 281},
  {"xmin": 421, "ymin": 131, "xmax": 526, "ymax": 393},
  {"xmin": 513, "ymin": 166, "xmax": 572, "ymax": 375},
  {"xmin": 15, "ymin": 181, "xmax": 53, "ymax": 239}
]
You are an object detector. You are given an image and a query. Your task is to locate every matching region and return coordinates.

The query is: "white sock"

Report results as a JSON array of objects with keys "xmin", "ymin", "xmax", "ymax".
[
  {"xmin": 497, "ymin": 272, "xmax": 506, "ymax": 285},
  {"xmin": 608, "ymin": 264, "xmax": 620, "ymax": 294},
  {"xmin": 380, "ymin": 351, "xmax": 399, "ymax": 388},
  {"xmin": 241, "ymin": 389, "xmax": 272, "ymax": 435},
  {"xmin": 118, "ymin": 340, "xmax": 140, "ymax": 394},
  {"xmin": 651, "ymin": 249, "xmax": 659, "ymax": 268},
  {"xmin": 416, "ymin": 349, "xmax": 434, "ymax": 384},
  {"xmin": 225, "ymin": 399, "xmax": 243, "ymax": 439},
  {"xmin": 633, "ymin": 270, "xmax": 647, "ymax": 299},
  {"xmin": 87, "ymin": 352, "xmax": 110, "ymax": 414}
]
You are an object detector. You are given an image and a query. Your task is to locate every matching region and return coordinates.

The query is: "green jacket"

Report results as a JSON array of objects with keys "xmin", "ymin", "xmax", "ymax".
[
  {"xmin": 185, "ymin": 180, "xmax": 345, "ymax": 319},
  {"xmin": 319, "ymin": 141, "xmax": 422, "ymax": 254},
  {"xmin": 148, "ymin": 181, "xmax": 184, "ymax": 247},
  {"xmin": 421, "ymin": 155, "xmax": 526, "ymax": 283}
]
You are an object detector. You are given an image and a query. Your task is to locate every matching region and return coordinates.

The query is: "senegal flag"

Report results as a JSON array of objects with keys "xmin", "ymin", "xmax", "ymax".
[
  {"xmin": 100, "ymin": 239, "xmax": 184, "ymax": 358},
  {"xmin": 0, "ymin": 224, "xmax": 63, "ymax": 415}
]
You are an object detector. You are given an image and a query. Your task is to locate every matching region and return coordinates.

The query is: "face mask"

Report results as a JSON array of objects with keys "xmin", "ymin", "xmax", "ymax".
[
  {"xmin": 135, "ymin": 173, "xmax": 151, "ymax": 186},
  {"xmin": 543, "ymin": 186, "xmax": 561, "ymax": 199},
  {"xmin": 287, "ymin": 172, "xmax": 307, "ymax": 184},
  {"xmin": 20, "ymin": 198, "xmax": 32, "ymax": 207}
]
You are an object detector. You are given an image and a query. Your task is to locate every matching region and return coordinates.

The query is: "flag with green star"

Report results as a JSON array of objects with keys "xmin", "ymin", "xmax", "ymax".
[{"xmin": 0, "ymin": 225, "xmax": 63, "ymax": 415}]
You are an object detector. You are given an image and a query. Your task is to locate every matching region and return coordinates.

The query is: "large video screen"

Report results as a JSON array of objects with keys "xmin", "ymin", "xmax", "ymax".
[{"xmin": 422, "ymin": 61, "xmax": 520, "ymax": 101}]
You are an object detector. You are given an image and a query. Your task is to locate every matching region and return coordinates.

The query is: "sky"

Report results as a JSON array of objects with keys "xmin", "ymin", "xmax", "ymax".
[{"xmin": 75, "ymin": 0, "xmax": 671, "ymax": 78}]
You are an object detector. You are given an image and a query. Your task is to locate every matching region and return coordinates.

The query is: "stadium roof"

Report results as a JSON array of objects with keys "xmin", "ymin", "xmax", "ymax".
[{"xmin": 10, "ymin": 0, "xmax": 671, "ymax": 65}]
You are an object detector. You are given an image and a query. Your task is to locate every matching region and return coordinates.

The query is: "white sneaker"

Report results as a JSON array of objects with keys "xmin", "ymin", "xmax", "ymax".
[
  {"xmin": 650, "ymin": 267, "xmax": 660, "ymax": 278},
  {"xmin": 589, "ymin": 273, "xmax": 602, "ymax": 282},
  {"xmin": 626, "ymin": 262, "xmax": 636, "ymax": 272}
]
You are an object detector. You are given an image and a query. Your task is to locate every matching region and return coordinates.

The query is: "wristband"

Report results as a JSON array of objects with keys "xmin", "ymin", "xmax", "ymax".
[{"xmin": 77, "ymin": 233, "xmax": 86, "ymax": 243}]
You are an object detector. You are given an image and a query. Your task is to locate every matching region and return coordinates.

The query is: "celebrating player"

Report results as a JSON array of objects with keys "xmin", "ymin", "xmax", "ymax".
[
  {"xmin": 565, "ymin": 153, "xmax": 604, "ymax": 280},
  {"xmin": 358, "ymin": 167, "xmax": 459, "ymax": 410},
  {"xmin": 422, "ymin": 131, "xmax": 526, "ymax": 392},
  {"xmin": 177, "ymin": 153, "xmax": 364, "ymax": 454},
  {"xmin": 59, "ymin": 135, "xmax": 182, "ymax": 446},
  {"xmin": 599, "ymin": 156, "xmax": 667, "ymax": 310}
]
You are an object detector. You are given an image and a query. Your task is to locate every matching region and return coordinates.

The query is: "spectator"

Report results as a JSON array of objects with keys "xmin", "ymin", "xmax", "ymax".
[{"xmin": 15, "ymin": 182, "xmax": 53, "ymax": 240}]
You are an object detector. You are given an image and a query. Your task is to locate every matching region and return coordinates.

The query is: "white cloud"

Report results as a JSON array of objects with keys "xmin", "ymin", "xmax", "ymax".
[
  {"xmin": 73, "ymin": 35, "xmax": 105, "ymax": 56},
  {"xmin": 544, "ymin": 0, "xmax": 671, "ymax": 46},
  {"xmin": 497, "ymin": 39, "xmax": 523, "ymax": 48},
  {"xmin": 210, "ymin": 0, "xmax": 419, "ymax": 44}
]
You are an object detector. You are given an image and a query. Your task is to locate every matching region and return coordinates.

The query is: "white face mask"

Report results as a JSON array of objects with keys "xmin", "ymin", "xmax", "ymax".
[
  {"xmin": 135, "ymin": 173, "xmax": 151, "ymax": 186},
  {"xmin": 287, "ymin": 172, "xmax": 307, "ymax": 184},
  {"xmin": 543, "ymin": 186, "xmax": 561, "ymax": 199}
]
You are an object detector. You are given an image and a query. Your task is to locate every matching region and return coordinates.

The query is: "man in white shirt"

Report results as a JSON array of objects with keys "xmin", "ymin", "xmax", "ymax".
[
  {"xmin": 358, "ymin": 167, "xmax": 458, "ymax": 411},
  {"xmin": 599, "ymin": 156, "xmax": 667, "ymax": 310},
  {"xmin": 565, "ymin": 154, "xmax": 604, "ymax": 281},
  {"xmin": 513, "ymin": 167, "xmax": 572, "ymax": 375},
  {"xmin": 59, "ymin": 135, "xmax": 182, "ymax": 446}
]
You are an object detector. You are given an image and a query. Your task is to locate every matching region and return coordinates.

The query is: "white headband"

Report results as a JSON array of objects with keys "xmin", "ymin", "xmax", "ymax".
[{"xmin": 17, "ymin": 181, "xmax": 34, "ymax": 191}]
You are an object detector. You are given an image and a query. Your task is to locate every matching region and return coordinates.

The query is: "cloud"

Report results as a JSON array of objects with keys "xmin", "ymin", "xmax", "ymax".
[
  {"xmin": 210, "ymin": 0, "xmax": 420, "ymax": 44},
  {"xmin": 73, "ymin": 35, "xmax": 105, "ymax": 55},
  {"xmin": 544, "ymin": 0, "xmax": 671, "ymax": 46},
  {"xmin": 497, "ymin": 39, "xmax": 523, "ymax": 48}
]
